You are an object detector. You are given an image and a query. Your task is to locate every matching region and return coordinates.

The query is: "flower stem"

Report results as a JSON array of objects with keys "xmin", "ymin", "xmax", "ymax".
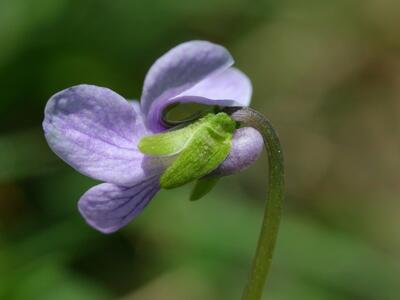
[{"xmin": 224, "ymin": 107, "xmax": 285, "ymax": 300}]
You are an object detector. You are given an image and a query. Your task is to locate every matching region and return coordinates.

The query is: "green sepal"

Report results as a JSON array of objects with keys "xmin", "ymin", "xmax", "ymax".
[
  {"xmin": 190, "ymin": 176, "xmax": 220, "ymax": 201},
  {"xmin": 138, "ymin": 127, "xmax": 193, "ymax": 156},
  {"xmin": 160, "ymin": 113, "xmax": 235, "ymax": 189},
  {"xmin": 138, "ymin": 116, "xmax": 209, "ymax": 156}
]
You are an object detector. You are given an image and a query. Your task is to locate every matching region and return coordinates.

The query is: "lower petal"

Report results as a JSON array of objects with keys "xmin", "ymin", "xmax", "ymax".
[{"xmin": 78, "ymin": 177, "xmax": 160, "ymax": 233}]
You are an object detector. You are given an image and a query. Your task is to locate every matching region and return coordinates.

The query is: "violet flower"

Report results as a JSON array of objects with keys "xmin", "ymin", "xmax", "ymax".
[{"xmin": 43, "ymin": 40, "xmax": 263, "ymax": 233}]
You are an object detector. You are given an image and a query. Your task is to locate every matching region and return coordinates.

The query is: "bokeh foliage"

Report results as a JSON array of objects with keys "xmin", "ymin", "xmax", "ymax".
[{"xmin": 0, "ymin": 0, "xmax": 399, "ymax": 299}]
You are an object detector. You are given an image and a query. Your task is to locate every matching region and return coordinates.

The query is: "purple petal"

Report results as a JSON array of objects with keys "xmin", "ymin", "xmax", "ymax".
[
  {"xmin": 213, "ymin": 127, "xmax": 263, "ymax": 176},
  {"xmin": 78, "ymin": 177, "xmax": 159, "ymax": 233},
  {"xmin": 141, "ymin": 40, "xmax": 233, "ymax": 116},
  {"xmin": 43, "ymin": 84, "xmax": 162, "ymax": 186},
  {"xmin": 146, "ymin": 67, "xmax": 252, "ymax": 131},
  {"xmin": 176, "ymin": 67, "xmax": 252, "ymax": 106}
]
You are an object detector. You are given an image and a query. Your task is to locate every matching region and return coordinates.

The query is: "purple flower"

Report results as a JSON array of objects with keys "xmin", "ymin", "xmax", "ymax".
[{"xmin": 43, "ymin": 41, "xmax": 263, "ymax": 233}]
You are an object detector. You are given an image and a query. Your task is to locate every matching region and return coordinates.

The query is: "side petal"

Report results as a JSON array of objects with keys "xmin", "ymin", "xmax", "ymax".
[
  {"xmin": 145, "ymin": 68, "xmax": 252, "ymax": 132},
  {"xmin": 78, "ymin": 177, "xmax": 159, "ymax": 233},
  {"xmin": 213, "ymin": 127, "xmax": 263, "ymax": 176},
  {"xmin": 141, "ymin": 40, "xmax": 233, "ymax": 115},
  {"xmin": 43, "ymin": 85, "xmax": 160, "ymax": 186}
]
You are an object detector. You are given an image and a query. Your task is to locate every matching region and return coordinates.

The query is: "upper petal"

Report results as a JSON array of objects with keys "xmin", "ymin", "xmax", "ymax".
[
  {"xmin": 43, "ymin": 84, "xmax": 162, "ymax": 186},
  {"xmin": 140, "ymin": 40, "xmax": 233, "ymax": 115},
  {"xmin": 145, "ymin": 67, "xmax": 253, "ymax": 131},
  {"xmin": 78, "ymin": 177, "xmax": 159, "ymax": 233},
  {"xmin": 176, "ymin": 67, "xmax": 252, "ymax": 106}
]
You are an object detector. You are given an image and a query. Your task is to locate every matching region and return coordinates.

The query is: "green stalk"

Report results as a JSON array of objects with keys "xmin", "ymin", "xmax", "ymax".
[{"xmin": 225, "ymin": 107, "xmax": 285, "ymax": 300}]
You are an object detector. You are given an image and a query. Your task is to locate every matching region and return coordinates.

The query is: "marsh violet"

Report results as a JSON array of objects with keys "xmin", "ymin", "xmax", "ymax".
[{"xmin": 43, "ymin": 40, "xmax": 263, "ymax": 233}]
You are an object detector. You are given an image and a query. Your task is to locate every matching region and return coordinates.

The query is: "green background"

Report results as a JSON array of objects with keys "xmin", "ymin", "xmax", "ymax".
[{"xmin": 0, "ymin": 0, "xmax": 399, "ymax": 299}]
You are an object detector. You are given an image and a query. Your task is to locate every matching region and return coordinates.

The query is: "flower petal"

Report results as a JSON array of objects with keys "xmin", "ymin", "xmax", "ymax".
[
  {"xmin": 213, "ymin": 127, "xmax": 263, "ymax": 176},
  {"xmin": 176, "ymin": 67, "xmax": 252, "ymax": 106},
  {"xmin": 141, "ymin": 40, "xmax": 233, "ymax": 115},
  {"xmin": 78, "ymin": 177, "xmax": 159, "ymax": 233},
  {"xmin": 146, "ymin": 67, "xmax": 253, "ymax": 131},
  {"xmin": 43, "ymin": 84, "xmax": 161, "ymax": 186}
]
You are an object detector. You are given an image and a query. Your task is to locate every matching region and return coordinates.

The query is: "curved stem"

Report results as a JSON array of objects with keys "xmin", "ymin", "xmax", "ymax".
[{"xmin": 224, "ymin": 107, "xmax": 285, "ymax": 300}]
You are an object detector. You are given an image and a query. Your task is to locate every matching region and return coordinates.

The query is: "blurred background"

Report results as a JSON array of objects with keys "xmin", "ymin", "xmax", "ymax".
[{"xmin": 0, "ymin": 0, "xmax": 399, "ymax": 299}]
